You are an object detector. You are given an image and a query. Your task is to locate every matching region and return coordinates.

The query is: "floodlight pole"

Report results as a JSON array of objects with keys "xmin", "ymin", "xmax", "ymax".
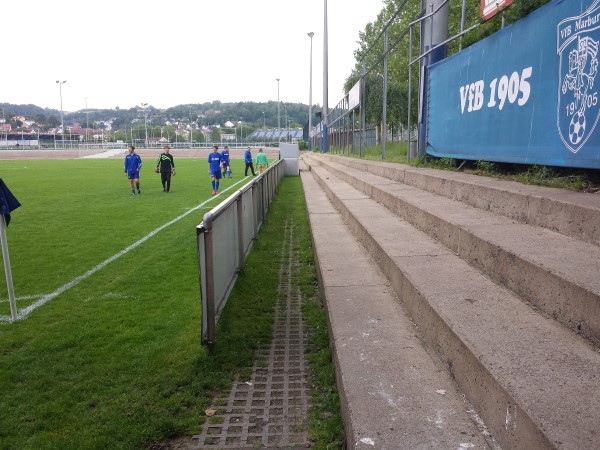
[
  {"xmin": 322, "ymin": 0, "xmax": 329, "ymax": 152},
  {"xmin": 84, "ymin": 97, "xmax": 89, "ymax": 146},
  {"xmin": 56, "ymin": 80, "xmax": 67, "ymax": 143},
  {"xmin": 308, "ymin": 32, "xmax": 314, "ymax": 150},
  {"xmin": 140, "ymin": 103, "xmax": 149, "ymax": 148},
  {"xmin": 276, "ymin": 78, "xmax": 281, "ymax": 144}
]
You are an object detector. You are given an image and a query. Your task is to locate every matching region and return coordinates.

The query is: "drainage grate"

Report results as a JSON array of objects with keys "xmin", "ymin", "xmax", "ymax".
[{"xmin": 194, "ymin": 222, "xmax": 312, "ymax": 449}]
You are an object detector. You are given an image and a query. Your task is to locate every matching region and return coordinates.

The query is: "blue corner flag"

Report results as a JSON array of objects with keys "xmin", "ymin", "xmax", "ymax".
[{"xmin": 0, "ymin": 179, "xmax": 21, "ymax": 226}]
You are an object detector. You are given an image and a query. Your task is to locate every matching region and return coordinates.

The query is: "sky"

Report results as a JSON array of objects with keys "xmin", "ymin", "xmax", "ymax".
[{"xmin": 3, "ymin": 0, "xmax": 384, "ymax": 113}]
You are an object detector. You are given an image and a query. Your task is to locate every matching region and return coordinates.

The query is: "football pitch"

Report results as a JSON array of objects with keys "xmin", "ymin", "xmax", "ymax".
[
  {"xmin": 1, "ymin": 158, "xmax": 249, "ymax": 320},
  {"xmin": 0, "ymin": 157, "xmax": 284, "ymax": 448}
]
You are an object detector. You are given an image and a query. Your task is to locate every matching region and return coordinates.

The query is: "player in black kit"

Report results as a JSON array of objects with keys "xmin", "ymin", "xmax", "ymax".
[{"xmin": 156, "ymin": 145, "xmax": 176, "ymax": 192}]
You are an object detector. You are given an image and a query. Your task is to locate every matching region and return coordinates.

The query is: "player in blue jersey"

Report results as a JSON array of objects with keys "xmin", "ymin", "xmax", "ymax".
[
  {"xmin": 221, "ymin": 145, "xmax": 231, "ymax": 178},
  {"xmin": 208, "ymin": 145, "xmax": 223, "ymax": 195},
  {"xmin": 244, "ymin": 146, "xmax": 256, "ymax": 176},
  {"xmin": 124, "ymin": 145, "xmax": 143, "ymax": 195}
]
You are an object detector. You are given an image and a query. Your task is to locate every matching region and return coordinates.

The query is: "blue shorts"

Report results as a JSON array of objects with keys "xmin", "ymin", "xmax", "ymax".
[
  {"xmin": 210, "ymin": 170, "xmax": 222, "ymax": 179},
  {"xmin": 127, "ymin": 171, "xmax": 140, "ymax": 180}
]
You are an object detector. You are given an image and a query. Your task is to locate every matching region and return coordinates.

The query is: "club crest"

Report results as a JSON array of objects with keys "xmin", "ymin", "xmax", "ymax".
[{"xmin": 557, "ymin": 1, "xmax": 600, "ymax": 154}]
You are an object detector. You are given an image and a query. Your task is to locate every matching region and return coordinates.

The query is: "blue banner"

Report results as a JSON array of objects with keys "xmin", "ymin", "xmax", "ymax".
[{"xmin": 427, "ymin": 0, "xmax": 600, "ymax": 168}]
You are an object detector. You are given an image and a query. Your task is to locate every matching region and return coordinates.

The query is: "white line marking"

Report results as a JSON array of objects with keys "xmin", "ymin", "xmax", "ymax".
[
  {"xmin": 0, "ymin": 181, "xmax": 248, "ymax": 323},
  {"xmin": 0, "ymin": 294, "xmax": 44, "ymax": 303}
]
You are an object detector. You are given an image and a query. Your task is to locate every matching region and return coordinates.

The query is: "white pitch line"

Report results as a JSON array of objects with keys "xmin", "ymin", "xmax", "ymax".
[
  {"xmin": 0, "ymin": 180, "xmax": 248, "ymax": 323},
  {"xmin": 0, "ymin": 294, "xmax": 44, "ymax": 303}
]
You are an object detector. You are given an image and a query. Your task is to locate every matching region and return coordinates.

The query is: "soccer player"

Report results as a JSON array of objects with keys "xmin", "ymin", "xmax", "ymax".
[
  {"xmin": 156, "ymin": 145, "xmax": 175, "ymax": 192},
  {"xmin": 124, "ymin": 145, "xmax": 142, "ymax": 195},
  {"xmin": 208, "ymin": 145, "xmax": 223, "ymax": 195},
  {"xmin": 256, "ymin": 148, "xmax": 268, "ymax": 174},
  {"xmin": 221, "ymin": 145, "xmax": 232, "ymax": 178},
  {"xmin": 244, "ymin": 146, "xmax": 256, "ymax": 176}
]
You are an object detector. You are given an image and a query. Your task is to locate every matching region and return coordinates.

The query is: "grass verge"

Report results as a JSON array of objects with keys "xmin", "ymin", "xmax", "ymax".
[
  {"xmin": 196, "ymin": 175, "xmax": 344, "ymax": 449},
  {"xmin": 326, "ymin": 142, "xmax": 600, "ymax": 192}
]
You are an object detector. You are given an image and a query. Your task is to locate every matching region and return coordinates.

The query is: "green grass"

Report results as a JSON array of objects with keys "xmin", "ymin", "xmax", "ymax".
[
  {"xmin": 327, "ymin": 142, "xmax": 600, "ymax": 192},
  {"xmin": 328, "ymin": 141, "xmax": 409, "ymax": 164},
  {"xmin": 0, "ymin": 158, "xmax": 343, "ymax": 449}
]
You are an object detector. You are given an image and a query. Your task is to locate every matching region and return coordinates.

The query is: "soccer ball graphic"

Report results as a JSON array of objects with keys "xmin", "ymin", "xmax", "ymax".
[{"xmin": 569, "ymin": 110, "xmax": 586, "ymax": 145}]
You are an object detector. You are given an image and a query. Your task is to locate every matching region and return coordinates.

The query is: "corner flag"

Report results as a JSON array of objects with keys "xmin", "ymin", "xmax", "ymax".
[
  {"xmin": 0, "ymin": 178, "xmax": 21, "ymax": 226},
  {"xmin": 0, "ymin": 178, "xmax": 21, "ymax": 321}
]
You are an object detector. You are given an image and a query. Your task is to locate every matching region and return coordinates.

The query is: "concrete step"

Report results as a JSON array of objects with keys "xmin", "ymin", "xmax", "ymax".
[
  {"xmin": 299, "ymin": 170, "xmax": 496, "ymax": 450},
  {"xmin": 304, "ymin": 154, "xmax": 600, "ymax": 348},
  {"xmin": 308, "ymin": 153, "xmax": 600, "ymax": 247},
  {"xmin": 301, "ymin": 157, "xmax": 600, "ymax": 450}
]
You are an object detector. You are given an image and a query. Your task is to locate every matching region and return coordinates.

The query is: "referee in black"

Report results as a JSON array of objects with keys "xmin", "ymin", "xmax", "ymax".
[{"xmin": 156, "ymin": 145, "xmax": 175, "ymax": 192}]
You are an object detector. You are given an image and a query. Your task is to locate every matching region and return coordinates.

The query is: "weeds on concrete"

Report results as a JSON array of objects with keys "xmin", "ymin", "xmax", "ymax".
[{"xmin": 327, "ymin": 143, "xmax": 599, "ymax": 193}]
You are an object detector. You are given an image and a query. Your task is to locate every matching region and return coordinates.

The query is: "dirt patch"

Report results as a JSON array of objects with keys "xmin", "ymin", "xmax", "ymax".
[
  {"xmin": 0, "ymin": 148, "xmax": 281, "ymax": 161},
  {"xmin": 148, "ymin": 436, "xmax": 198, "ymax": 450}
]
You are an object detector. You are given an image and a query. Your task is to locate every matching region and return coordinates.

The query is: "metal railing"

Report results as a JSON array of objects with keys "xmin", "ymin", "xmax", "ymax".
[
  {"xmin": 314, "ymin": 0, "xmax": 479, "ymax": 160},
  {"xmin": 196, "ymin": 159, "xmax": 284, "ymax": 348}
]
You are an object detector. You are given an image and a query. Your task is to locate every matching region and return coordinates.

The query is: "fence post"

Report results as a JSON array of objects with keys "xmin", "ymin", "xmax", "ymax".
[
  {"xmin": 252, "ymin": 183, "xmax": 259, "ymax": 240},
  {"xmin": 202, "ymin": 213, "xmax": 216, "ymax": 349},
  {"xmin": 382, "ymin": 28, "xmax": 389, "ymax": 160},
  {"xmin": 236, "ymin": 193, "xmax": 245, "ymax": 274}
]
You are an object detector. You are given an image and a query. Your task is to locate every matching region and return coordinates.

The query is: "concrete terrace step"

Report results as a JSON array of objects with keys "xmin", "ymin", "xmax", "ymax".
[
  {"xmin": 300, "ymin": 170, "xmax": 495, "ymax": 450},
  {"xmin": 301, "ymin": 157, "xmax": 600, "ymax": 450},
  {"xmin": 313, "ymin": 154, "xmax": 600, "ymax": 247},
  {"xmin": 305, "ymin": 154, "xmax": 600, "ymax": 348}
]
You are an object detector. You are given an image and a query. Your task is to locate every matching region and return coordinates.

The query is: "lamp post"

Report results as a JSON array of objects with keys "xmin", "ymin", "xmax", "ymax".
[
  {"xmin": 84, "ymin": 97, "xmax": 89, "ymax": 146},
  {"xmin": 276, "ymin": 78, "xmax": 281, "ymax": 144},
  {"xmin": 322, "ymin": 0, "xmax": 329, "ymax": 152},
  {"xmin": 141, "ymin": 102, "xmax": 148, "ymax": 147},
  {"xmin": 307, "ymin": 32, "xmax": 314, "ymax": 150},
  {"xmin": 262, "ymin": 111, "xmax": 265, "ymax": 130},
  {"xmin": 189, "ymin": 106, "xmax": 193, "ymax": 146},
  {"xmin": 56, "ymin": 80, "xmax": 67, "ymax": 143}
]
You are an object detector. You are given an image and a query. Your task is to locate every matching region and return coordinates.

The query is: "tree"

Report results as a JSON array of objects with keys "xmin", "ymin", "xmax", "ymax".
[
  {"xmin": 210, "ymin": 128, "xmax": 221, "ymax": 142},
  {"xmin": 33, "ymin": 113, "xmax": 47, "ymax": 124},
  {"xmin": 163, "ymin": 125, "xmax": 177, "ymax": 142},
  {"xmin": 191, "ymin": 130, "xmax": 205, "ymax": 142},
  {"xmin": 113, "ymin": 129, "xmax": 128, "ymax": 142},
  {"xmin": 47, "ymin": 116, "xmax": 60, "ymax": 128}
]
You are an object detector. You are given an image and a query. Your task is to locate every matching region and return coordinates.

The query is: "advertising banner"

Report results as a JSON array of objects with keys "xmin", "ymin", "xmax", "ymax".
[
  {"xmin": 481, "ymin": 0, "xmax": 514, "ymax": 21},
  {"xmin": 427, "ymin": 0, "xmax": 600, "ymax": 169},
  {"xmin": 348, "ymin": 81, "xmax": 361, "ymax": 111}
]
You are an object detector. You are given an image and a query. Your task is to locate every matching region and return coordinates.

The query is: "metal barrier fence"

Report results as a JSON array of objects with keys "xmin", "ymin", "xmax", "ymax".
[
  {"xmin": 311, "ymin": 0, "xmax": 480, "ymax": 160},
  {"xmin": 196, "ymin": 159, "xmax": 284, "ymax": 348}
]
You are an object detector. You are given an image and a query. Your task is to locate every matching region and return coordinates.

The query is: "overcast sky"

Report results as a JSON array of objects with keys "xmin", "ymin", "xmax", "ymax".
[{"xmin": 3, "ymin": 0, "xmax": 384, "ymax": 113}]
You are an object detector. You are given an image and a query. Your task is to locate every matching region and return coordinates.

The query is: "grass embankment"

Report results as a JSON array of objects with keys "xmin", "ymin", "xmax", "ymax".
[
  {"xmin": 326, "ymin": 141, "xmax": 600, "ymax": 192},
  {"xmin": 0, "ymin": 159, "xmax": 342, "ymax": 449}
]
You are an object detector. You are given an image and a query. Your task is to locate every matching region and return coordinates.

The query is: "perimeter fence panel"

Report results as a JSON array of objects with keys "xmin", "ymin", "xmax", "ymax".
[
  {"xmin": 197, "ymin": 160, "xmax": 284, "ymax": 348},
  {"xmin": 211, "ymin": 204, "xmax": 239, "ymax": 316},
  {"xmin": 241, "ymin": 188, "xmax": 256, "ymax": 256}
]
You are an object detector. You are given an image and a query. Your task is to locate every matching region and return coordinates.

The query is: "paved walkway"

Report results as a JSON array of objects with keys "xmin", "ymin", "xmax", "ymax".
[
  {"xmin": 80, "ymin": 148, "xmax": 126, "ymax": 158},
  {"xmin": 193, "ymin": 221, "xmax": 312, "ymax": 449}
]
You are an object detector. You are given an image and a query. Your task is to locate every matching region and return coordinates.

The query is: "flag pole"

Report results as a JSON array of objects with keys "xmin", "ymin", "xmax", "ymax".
[{"xmin": 0, "ymin": 214, "xmax": 17, "ymax": 321}]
